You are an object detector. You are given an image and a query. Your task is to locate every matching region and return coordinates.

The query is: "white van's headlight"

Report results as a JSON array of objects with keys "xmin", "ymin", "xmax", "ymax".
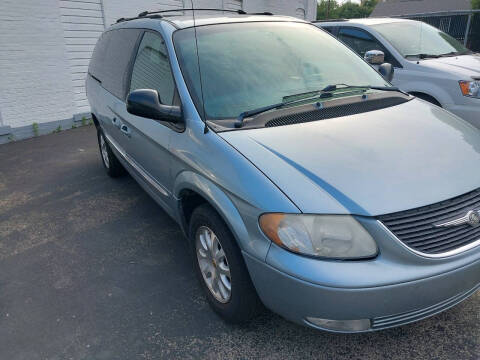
[
  {"xmin": 459, "ymin": 80, "xmax": 480, "ymax": 98},
  {"xmin": 259, "ymin": 214, "xmax": 378, "ymax": 259}
]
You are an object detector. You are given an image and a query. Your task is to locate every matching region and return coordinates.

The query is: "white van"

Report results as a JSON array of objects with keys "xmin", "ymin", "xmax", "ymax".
[{"xmin": 316, "ymin": 18, "xmax": 480, "ymax": 128}]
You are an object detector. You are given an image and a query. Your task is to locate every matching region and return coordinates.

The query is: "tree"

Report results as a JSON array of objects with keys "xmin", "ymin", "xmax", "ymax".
[
  {"xmin": 472, "ymin": 0, "xmax": 480, "ymax": 9},
  {"xmin": 317, "ymin": 0, "xmax": 378, "ymax": 20}
]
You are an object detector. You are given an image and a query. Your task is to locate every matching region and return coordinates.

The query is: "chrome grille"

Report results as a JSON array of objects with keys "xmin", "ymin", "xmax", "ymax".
[{"xmin": 378, "ymin": 189, "xmax": 480, "ymax": 255}]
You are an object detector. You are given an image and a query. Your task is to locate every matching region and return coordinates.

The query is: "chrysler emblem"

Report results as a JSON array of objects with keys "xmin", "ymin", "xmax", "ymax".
[
  {"xmin": 468, "ymin": 210, "xmax": 480, "ymax": 226},
  {"xmin": 435, "ymin": 210, "xmax": 480, "ymax": 228}
]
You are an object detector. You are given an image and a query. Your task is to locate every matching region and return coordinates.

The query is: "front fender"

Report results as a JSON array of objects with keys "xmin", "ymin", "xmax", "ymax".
[
  {"xmin": 396, "ymin": 80, "xmax": 453, "ymax": 106},
  {"xmin": 173, "ymin": 171, "xmax": 272, "ymax": 261}
]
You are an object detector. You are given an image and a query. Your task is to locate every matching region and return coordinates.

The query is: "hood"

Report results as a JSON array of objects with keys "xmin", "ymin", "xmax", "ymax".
[
  {"xmin": 419, "ymin": 54, "xmax": 480, "ymax": 77},
  {"xmin": 220, "ymin": 99, "xmax": 480, "ymax": 216}
]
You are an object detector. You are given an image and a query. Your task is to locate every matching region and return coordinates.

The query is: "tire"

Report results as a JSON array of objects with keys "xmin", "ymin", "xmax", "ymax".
[
  {"xmin": 189, "ymin": 204, "xmax": 262, "ymax": 323},
  {"xmin": 97, "ymin": 129, "xmax": 126, "ymax": 178}
]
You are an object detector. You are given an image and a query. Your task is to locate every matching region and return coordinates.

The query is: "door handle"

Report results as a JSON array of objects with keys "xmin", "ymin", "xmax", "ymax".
[
  {"xmin": 120, "ymin": 124, "xmax": 131, "ymax": 137},
  {"xmin": 112, "ymin": 117, "xmax": 120, "ymax": 128}
]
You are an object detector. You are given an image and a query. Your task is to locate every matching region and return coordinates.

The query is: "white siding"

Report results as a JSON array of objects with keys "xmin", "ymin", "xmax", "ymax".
[
  {"xmin": 0, "ymin": 0, "xmax": 316, "ymax": 135},
  {"xmin": 60, "ymin": 0, "xmax": 105, "ymax": 115},
  {"xmin": 244, "ymin": 0, "xmax": 316, "ymax": 21},
  {"xmin": 102, "ymin": 0, "xmax": 185, "ymax": 27},
  {"xmin": 0, "ymin": 0, "xmax": 74, "ymax": 128}
]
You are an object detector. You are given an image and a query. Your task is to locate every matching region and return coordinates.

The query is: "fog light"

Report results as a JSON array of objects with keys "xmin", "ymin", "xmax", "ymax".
[{"xmin": 306, "ymin": 317, "xmax": 371, "ymax": 332}]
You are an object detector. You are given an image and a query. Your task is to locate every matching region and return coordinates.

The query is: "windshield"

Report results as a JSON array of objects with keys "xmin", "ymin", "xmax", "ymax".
[
  {"xmin": 173, "ymin": 22, "xmax": 389, "ymax": 120},
  {"xmin": 371, "ymin": 21, "xmax": 470, "ymax": 58}
]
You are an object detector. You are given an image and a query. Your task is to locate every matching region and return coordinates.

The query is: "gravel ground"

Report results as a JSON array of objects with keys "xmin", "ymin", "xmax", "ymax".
[{"xmin": 0, "ymin": 125, "xmax": 478, "ymax": 360}]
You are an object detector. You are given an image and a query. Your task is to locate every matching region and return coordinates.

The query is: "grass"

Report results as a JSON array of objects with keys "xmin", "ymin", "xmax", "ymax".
[{"xmin": 32, "ymin": 122, "xmax": 39, "ymax": 137}]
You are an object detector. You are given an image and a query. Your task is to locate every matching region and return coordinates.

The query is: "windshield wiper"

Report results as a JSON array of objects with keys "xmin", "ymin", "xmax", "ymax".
[
  {"xmin": 234, "ymin": 85, "xmax": 403, "ymax": 128},
  {"xmin": 321, "ymin": 84, "xmax": 370, "ymax": 92},
  {"xmin": 323, "ymin": 84, "xmax": 402, "ymax": 93},
  {"xmin": 439, "ymin": 50, "xmax": 472, "ymax": 57},
  {"xmin": 405, "ymin": 53, "xmax": 440, "ymax": 59}
]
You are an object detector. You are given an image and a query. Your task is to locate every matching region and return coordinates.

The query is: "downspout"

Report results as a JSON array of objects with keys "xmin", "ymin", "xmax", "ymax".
[
  {"xmin": 99, "ymin": 0, "xmax": 107, "ymax": 29},
  {"xmin": 464, "ymin": 13, "xmax": 472, "ymax": 47}
]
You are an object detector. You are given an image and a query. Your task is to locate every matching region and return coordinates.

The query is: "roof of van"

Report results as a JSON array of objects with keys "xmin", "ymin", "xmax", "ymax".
[
  {"xmin": 315, "ymin": 17, "xmax": 414, "ymax": 27},
  {"xmin": 115, "ymin": 12, "xmax": 305, "ymax": 29}
]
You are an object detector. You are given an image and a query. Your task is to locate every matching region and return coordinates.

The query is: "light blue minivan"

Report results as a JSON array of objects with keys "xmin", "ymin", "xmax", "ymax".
[{"xmin": 87, "ymin": 10, "xmax": 480, "ymax": 332}]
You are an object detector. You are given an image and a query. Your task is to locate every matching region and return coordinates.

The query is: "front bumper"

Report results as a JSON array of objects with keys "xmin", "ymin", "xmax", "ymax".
[{"xmin": 243, "ymin": 248, "xmax": 480, "ymax": 333}]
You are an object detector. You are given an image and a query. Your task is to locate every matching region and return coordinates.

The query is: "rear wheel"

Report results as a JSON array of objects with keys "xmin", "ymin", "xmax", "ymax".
[
  {"xmin": 189, "ymin": 204, "xmax": 262, "ymax": 323},
  {"xmin": 97, "ymin": 130, "xmax": 125, "ymax": 178}
]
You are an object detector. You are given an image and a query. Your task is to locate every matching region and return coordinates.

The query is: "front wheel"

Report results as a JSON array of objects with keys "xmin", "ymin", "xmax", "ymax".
[{"xmin": 189, "ymin": 204, "xmax": 262, "ymax": 323}]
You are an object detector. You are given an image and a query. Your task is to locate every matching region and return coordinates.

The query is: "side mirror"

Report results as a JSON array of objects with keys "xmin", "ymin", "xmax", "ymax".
[
  {"xmin": 127, "ymin": 89, "xmax": 182, "ymax": 123},
  {"xmin": 378, "ymin": 63, "xmax": 394, "ymax": 82},
  {"xmin": 364, "ymin": 50, "xmax": 385, "ymax": 65}
]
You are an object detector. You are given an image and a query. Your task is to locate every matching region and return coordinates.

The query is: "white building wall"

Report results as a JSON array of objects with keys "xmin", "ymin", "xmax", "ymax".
[
  {"xmin": 0, "ymin": 0, "xmax": 316, "ymax": 142},
  {"xmin": 60, "ymin": 0, "xmax": 105, "ymax": 115},
  {"xmin": 0, "ymin": 0, "xmax": 74, "ymax": 130},
  {"xmin": 102, "ymin": 0, "xmax": 185, "ymax": 27}
]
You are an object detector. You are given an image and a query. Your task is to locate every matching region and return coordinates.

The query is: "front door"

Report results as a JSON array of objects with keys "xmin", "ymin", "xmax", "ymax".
[
  {"xmin": 337, "ymin": 27, "xmax": 403, "ymax": 84},
  {"xmin": 118, "ymin": 31, "xmax": 181, "ymax": 211}
]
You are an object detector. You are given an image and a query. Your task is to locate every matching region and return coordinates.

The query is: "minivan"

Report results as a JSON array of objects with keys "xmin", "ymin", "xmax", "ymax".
[
  {"xmin": 315, "ymin": 18, "xmax": 480, "ymax": 128},
  {"xmin": 87, "ymin": 10, "xmax": 480, "ymax": 333}
]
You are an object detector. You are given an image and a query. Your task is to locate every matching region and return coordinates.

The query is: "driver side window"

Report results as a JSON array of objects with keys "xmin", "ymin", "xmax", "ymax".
[
  {"xmin": 130, "ymin": 32, "xmax": 176, "ymax": 105},
  {"xmin": 338, "ymin": 27, "xmax": 381, "ymax": 58},
  {"xmin": 338, "ymin": 27, "xmax": 401, "ymax": 68}
]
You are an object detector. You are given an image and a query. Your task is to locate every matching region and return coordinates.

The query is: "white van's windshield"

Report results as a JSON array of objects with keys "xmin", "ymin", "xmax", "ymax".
[
  {"xmin": 371, "ymin": 21, "xmax": 471, "ymax": 58},
  {"xmin": 174, "ymin": 22, "xmax": 389, "ymax": 120}
]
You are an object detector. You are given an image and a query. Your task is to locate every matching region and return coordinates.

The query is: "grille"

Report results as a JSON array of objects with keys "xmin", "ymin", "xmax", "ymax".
[
  {"xmin": 378, "ymin": 188, "xmax": 480, "ymax": 255},
  {"xmin": 372, "ymin": 283, "xmax": 480, "ymax": 330},
  {"xmin": 265, "ymin": 96, "xmax": 408, "ymax": 128}
]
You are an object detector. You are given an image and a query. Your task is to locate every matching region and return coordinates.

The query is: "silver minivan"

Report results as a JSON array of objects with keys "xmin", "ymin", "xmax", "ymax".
[{"xmin": 86, "ymin": 10, "xmax": 480, "ymax": 333}]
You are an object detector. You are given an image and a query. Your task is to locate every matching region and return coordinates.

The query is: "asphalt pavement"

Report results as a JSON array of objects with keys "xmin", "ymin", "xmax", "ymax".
[{"xmin": 0, "ymin": 125, "xmax": 478, "ymax": 359}]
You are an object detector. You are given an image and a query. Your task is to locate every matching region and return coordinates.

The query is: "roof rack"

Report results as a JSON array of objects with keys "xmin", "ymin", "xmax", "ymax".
[
  {"xmin": 313, "ymin": 18, "xmax": 348, "ymax": 23},
  {"xmin": 116, "ymin": 8, "xmax": 273, "ymax": 23}
]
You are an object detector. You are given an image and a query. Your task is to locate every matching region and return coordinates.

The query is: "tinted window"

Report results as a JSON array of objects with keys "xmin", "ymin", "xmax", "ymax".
[
  {"xmin": 338, "ymin": 28, "xmax": 382, "ymax": 58},
  {"xmin": 130, "ymin": 32, "xmax": 176, "ymax": 105},
  {"xmin": 338, "ymin": 27, "xmax": 399, "ymax": 66},
  {"xmin": 89, "ymin": 32, "xmax": 110, "ymax": 80},
  {"xmin": 89, "ymin": 29, "xmax": 141, "ymax": 99},
  {"xmin": 103, "ymin": 29, "xmax": 142, "ymax": 99},
  {"xmin": 323, "ymin": 26, "xmax": 336, "ymax": 34}
]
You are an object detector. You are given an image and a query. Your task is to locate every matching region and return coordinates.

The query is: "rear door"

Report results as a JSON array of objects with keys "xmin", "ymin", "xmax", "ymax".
[
  {"xmin": 100, "ymin": 29, "xmax": 143, "ymax": 151},
  {"xmin": 88, "ymin": 28, "xmax": 142, "ymax": 151},
  {"xmin": 117, "ymin": 30, "xmax": 181, "ymax": 211}
]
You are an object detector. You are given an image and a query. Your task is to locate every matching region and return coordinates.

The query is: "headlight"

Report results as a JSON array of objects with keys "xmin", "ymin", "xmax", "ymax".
[
  {"xmin": 259, "ymin": 214, "xmax": 378, "ymax": 259},
  {"xmin": 459, "ymin": 80, "xmax": 480, "ymax": 98}
]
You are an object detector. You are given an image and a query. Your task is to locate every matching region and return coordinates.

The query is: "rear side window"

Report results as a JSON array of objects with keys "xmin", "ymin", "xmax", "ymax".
[
  {"xmin": 89, "ymin": 29, "xmax": 142, "ymax": 99},
  {"xmin": 130, "ymin": 32, "xmax": 176, "ymax": 105},
  {"xmin": 89, "ymin": 32, "xmax": 110, "ymax": 81}
]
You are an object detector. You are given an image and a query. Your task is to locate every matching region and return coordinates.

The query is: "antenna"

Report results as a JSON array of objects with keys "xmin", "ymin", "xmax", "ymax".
[{"xmin": 191, "ymin": 5, "xmax": 209, "ymax": 134}]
